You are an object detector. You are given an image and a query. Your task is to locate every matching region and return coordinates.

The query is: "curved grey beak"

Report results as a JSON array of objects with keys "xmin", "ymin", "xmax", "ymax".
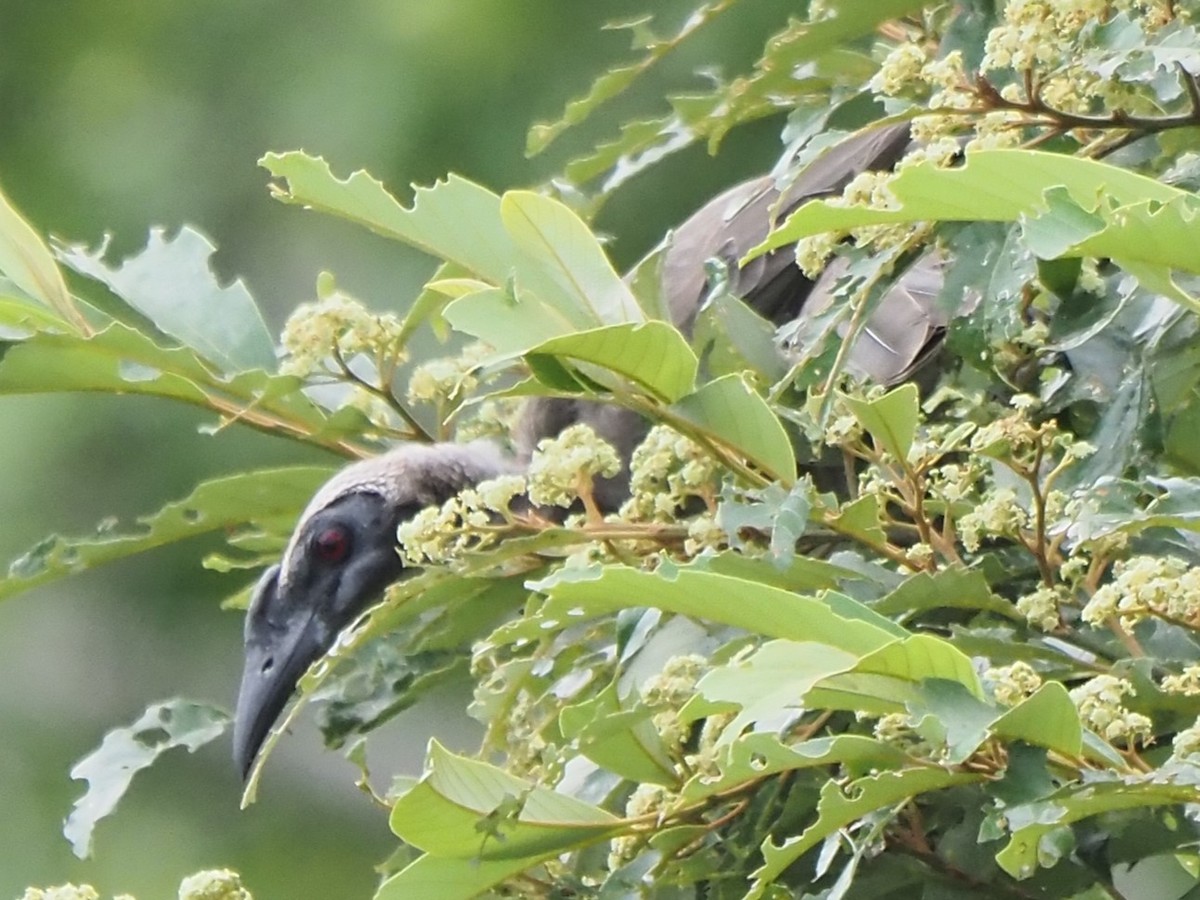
[{"xmin": 232, "ymin": 564, "xmax": 332, "ymax": 780}]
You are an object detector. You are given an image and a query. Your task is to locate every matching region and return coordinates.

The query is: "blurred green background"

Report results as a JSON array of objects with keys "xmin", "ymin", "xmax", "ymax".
[{"xmin": 0, "ymin": 2, "xmax": 793, "ymax": 896}]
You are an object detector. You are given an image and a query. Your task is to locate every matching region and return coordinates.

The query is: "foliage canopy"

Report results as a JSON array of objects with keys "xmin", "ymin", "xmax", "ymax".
[{"xmin": 12, "ymin": 1, "xmax": 1200, "ymax": 898}]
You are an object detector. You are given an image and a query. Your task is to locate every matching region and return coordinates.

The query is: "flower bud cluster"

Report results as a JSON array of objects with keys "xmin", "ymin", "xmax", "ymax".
[
  {"xmin": 957, "ymin": 486, "xmax": 1028, "ymax": 552},
  {"xmin": 527, "ymin": 424, "xmax": 621, "ymax": 509},
  {"xmin": 455, "ymin": 398, "xmax": 524, "ymax": 446},
  {"xmin": 984, "ymin": 661, "xmax": 1043, "ymax": 706},
  {"xmin": 280, "ymin": 294, "xmax": 405, "ymax": 378},
  {"xmin": 625, "ymin": 425, "xmax": 719, "ymax": 521},
  {"xmin": 1069, "ymin": 675, "xmax": 1153, "ymax": 745},
  {"xmin": 19, "ymin": 888, "xmax": 103, "ymax": 900},
  {"xmin": 641, "ymin": 654, "xmax": 708, "ymax": 751},
  {"xmin": 177, "ymin": 870, "xmax": 254, "ymax": 900},
  {"xmin": 1162, "ymin": 665, "xmax": 1200, "ymax": 697},
  {"xmin": 1016, "ymin": 584, "xmax": 1067, "ymax": 632},
  {"xmin": 1081, "ymin": 556, "xmax": 1200, "ymax": 629},
  {"xmin": 608, "ymin": 782, "xmax": 674, "ymax": 870},
  {"xmin": 406, "ymin": 342, "xmax": 490, "ymax": 407},
  {"xmin": 397, "ymin": 474, "xmax": 526, "ymax": 566},
  {"xmin": 1172, "ymin": 716, "xmax": 1200, "ymax": 759},
  {"xmin": 871, "ymin": 712, "xmax": 939, "ymax": 757}
]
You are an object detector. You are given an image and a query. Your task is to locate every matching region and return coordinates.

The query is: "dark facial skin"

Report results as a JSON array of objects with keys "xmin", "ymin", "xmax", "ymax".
[{"xmin": 232, "ymin": 492, "xmax": 417, "ymax": 779}]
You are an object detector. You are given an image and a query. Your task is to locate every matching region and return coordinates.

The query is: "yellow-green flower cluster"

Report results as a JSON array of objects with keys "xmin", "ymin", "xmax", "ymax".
[
  {"xmin": 981, "ymin": 0, "xmax": 1176, "ymax": 117},
  {"xmin": 985, "ymin": 661, "xmax": 1043, "ymax": 706},
  {"xmin": 608, "ymin": 782, "xmax": 674, "ymax": 869},
  {"xmin": 1016, "ymin": 584, "xmax": 1067, "ymax": 632},
  {"xmin": 871, "ymin": 711, "xmax": 937, "ymax": 756},
  {"xmin": 455, "ymin": 398, "xmax": 524, "ymax": 446},
  {"xmin": 527, "ymin": 424, "xmax": 621, "ymax": 509},
  {"xmin": 177, "ymin": 870, "xmax": 253, "ymax": 900},
  {"xmin": 397, "ymin": 474, "xmax": 526, "ymax": 566},
  {"xmin": 1081, "ymin": 556, "xmax": 1200, "ymax": 629},
  {"xmin": 625, "ymin": 425, "xmax": 719, "ymax": 520},
  {"xmin": 641, "ymin": 654, "xmax": 708, "ymax": 750},
  {"xmin": 1162, "ymin": 664, "xmax": 1200, "ymax": 697},
  {"xmin": 870, "ymin": 42, "xmax": 928, "ymax": 97},
  {"xmin": 279, "ymin": 294, "xmax": 405, "ymax": 378},
  {"xmin": 1069, "ymin": 675, "xmax": 1153, "ymax": 745},
  {"xmin": 19, "ymin": 888, "xmax": 103, "ymax": 900},
  {"xmin": 406, "ymin": 342, "xmax": 491, "ymax": 407},
  {"xmin": 980, "ymin": 0, "xmax": 1106, "ymax": 74},
  {"xmin": 1172, "ymin": 716, "xmax": 1200, "ymax": 759},
  {"xmin": 957, "ymin": 486, "xmax": 1028, "ymax": 552},
  {"xmin": 684, "ymin": 513, "xmax": 726, "ymax": 556}
]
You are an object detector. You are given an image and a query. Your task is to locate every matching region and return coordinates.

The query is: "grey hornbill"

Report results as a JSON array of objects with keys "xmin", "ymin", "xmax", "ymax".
[{"xmin": 233, "ymin": 122, "xmax": 953, "ymax": 778}]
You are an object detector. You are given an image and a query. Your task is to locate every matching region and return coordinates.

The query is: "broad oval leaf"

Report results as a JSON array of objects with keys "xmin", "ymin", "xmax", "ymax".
[
  {"xmin": 59, "ymin": 227, "xmax": 275, "ymax": 372},
  {"xmin": 389, "ymin": 741, "xmax": 619, "ymax": 860},
  {"xmin": 500, "ymin": 190, "xmax": 643, "ymax": 325},
  {"xmin": 527, "ymin": 321, "xmax": 697, "ymax": 402},
  {"xmin": 672, "ymin": 373, "xmax": 797, "ymax": 484},
  {"xmin": 532, "ymin": 565, "xmax": 896, "ymax": 653},
  {"xmin": 0, "ymin": 182, "xmax": 87, "ymax": 331}
]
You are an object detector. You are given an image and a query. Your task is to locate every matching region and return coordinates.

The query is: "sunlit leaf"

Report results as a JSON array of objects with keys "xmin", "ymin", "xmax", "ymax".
[
  {"xmin": 501, "ymin": 191, "xmax": 642, "ymax": 325},
  {"xmin": 533, "ymin": 565, "xmax": 896, "ymax": 654},
  {"xmin": 389, "ymin": 741, "xmax": 620, "ymax": 859},
  {"xmin": 58, "ymin": 227, "xmax": 275, "ymax": 372},
  {"xmin": 527, "ymin": 321, "xmax": 697, "ymax": 402},
  {"xmin": 0, "ymin": 181, "xmax": 88, "ymax": 331},
  {"xmin": 65, "ymin": 699, "xmax": 229, "ymax": 858}
]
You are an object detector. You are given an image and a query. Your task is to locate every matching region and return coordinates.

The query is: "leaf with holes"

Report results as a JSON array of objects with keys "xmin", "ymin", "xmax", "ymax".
[
  {"xmin": 0, "ymin": 466, "xmax": 332, "ymax": 604},
  {"xmin": 65, "ymin": 699, "xmax": 230, "ymax": 858}
]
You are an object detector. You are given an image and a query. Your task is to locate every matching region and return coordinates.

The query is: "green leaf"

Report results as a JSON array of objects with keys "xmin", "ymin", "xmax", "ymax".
[
  {"xmin": 692, "ymin": 290, "xmax": 789, "ymax": 382},
  {"xmin": 697, "ymin": 547, "xmax": 860, "ymax": 592},
  {"xmin": 559, "ymin": 683, "xmax": 679, "ymax": 785},
  {"xmin": 64, "ymin": 699, "xmax": 229, "ymax": 858},
  {"xmin": 500, "ymin": 191, "xmax": 642, "ymax": 325},
  {"xmin": 672, "ymin": 374, "xmax": 797, "ymax": 483},
  {"xmin": 992, "ymin": 683, "xmax": 1083, "ymax": 757},
  {"xmin": 750, "ymin": 150, "xmax": 1183, "ymax": 257},
  {"xmin": 997, "ymin": 781, "xmax": 1200, "ymax": 880},
  {"xmin": 261, "ymin": 154, "xmax": 513, "ymax": 284},
  {"xmin": 0, "ymin": 322, "xmax": 368, "ymax": 455},
  {"xmin": 680, "ymin": 733, "xmax": 908, "ymax": 802},
  {"xmin": 872, "ymin": 566, "xmax": 1020, "ymax": 621},
  {"xmin": 852, "ymin": 634, "xmax": 983, "ymax": 698},
  {"xmin": 0, "ymin": 181, "xmax": 87, "ymax": 331},
  {"xmin": 842, "ymin": 383, "xmax": 919, "ymax": 463},
  {"xmin": 444, "ymin": 285, "xmax": 579, "ymax": 358},
  {"xmin": 533, "ymin": 565, "xmax": 897, "ymax": 654},
  {"xmin": 696, "ymin": 640, "xmax": 860, "ymax": 738},
  {"xmin": 389, "ymin": 741, "xmax": 619, "ymax": 859},
  {"xmin": 747, "ymin": 767, "xmax": 982, "ymax": 899},
  {"xmin": 525, "ymin": 4, "xmax": 741, "ymax": 156},
  {"xmin": 375, "ymin": 853, "xmax": 536, "ymax": 900},
  {"xmin": 748, "ymin": 149, "xmax": 1200, "ymax": 312},
  {"xmin": 58, "ymin": 227, "xmax": 275, "ymax": 372},
  {"xmin": 527, "ymin": 321, "xmax": 697, "ymax": 402},
  {"xmin": 0, "ymin": 466, "xmax": 332, "ymax": 603}
]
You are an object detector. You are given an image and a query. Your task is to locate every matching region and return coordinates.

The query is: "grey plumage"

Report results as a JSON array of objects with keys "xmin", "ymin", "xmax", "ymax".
[
  {"xmin": 233, "ymin": 123, "xmax": 957, "ymax": 778},
  {"xmin": 277, "ymin": 441, "xmax": 516, "ymax": 590}
]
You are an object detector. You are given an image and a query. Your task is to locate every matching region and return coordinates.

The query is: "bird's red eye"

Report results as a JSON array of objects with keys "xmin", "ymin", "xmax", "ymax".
[{"xmin": 314, "ymin": 527, "xmax": 351, "ymax": 563}]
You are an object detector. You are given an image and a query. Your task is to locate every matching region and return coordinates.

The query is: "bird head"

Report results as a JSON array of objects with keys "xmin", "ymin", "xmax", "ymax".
[{"xmin": 232, "ymin": 441, "xmax": 513, "ymax": 779}]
